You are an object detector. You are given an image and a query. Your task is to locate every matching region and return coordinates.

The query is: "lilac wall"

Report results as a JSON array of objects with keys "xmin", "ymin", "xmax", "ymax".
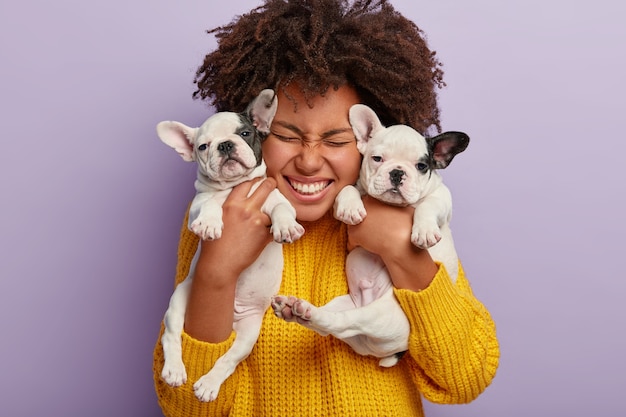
[{"xmin": 1, "ymin": 1, "xmax": 624, "ymax": 415}]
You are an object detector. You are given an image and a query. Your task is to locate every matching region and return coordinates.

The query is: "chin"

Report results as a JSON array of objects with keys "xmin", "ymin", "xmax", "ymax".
[{"xmin": 292, "ymin": 202, "xmax": 334, "ymax": 223}]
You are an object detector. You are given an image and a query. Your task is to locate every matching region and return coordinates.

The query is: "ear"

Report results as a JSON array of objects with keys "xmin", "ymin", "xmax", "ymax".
[
  {"xmin": 349, "ymin": 104, "xmax": 385, "ymax": 154},
  {"xmin": 156, "ymin": 121, "xmax": 198, "ymax": 162},
  {"xmin": 428, "ymin": 131, "xmax": 470, "ymax": 169},
  {"xmin": 247, "ymin": 89, "xmax": 278, "ymax": 134}
]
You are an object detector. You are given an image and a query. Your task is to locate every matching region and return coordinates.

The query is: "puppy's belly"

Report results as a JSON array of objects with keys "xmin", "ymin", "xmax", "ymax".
[{"xmin": 234, "ymin": 242, "xmax": 283, "ymax": 320}]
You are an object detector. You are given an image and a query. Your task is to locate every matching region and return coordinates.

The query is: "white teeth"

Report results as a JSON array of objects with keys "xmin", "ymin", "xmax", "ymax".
[{"xmin": 290, "ymin": 180, "xmax": 329, "ymax": 195}]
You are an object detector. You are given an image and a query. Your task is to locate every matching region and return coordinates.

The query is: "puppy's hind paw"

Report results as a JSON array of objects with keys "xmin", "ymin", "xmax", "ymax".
[
  {"xmin": 161, "ymin": 361, "xmax": 187, "ymax": 387},
  {"xmin": 291, "ymin": 298, "xmax": 314, "ymax": 320},
  {"xmin": 271, "ymin": 295, "xmax": 313, "ymax": 321},
  {"xmin": 193, "ymin": 374, "xmax": 222, "ymax": 402},
  {"xmin": 271, "ymin": 295, "xmax": 293, "ymax": 320}
]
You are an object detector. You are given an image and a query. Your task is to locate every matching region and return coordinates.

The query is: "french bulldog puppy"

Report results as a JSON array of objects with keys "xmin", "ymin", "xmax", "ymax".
[
  {"xmin": 272, "ymin": 104, "xmax": 468, "ymax": 367},
  {"xmin": 157, "ymin": 89, "xmax": 304, "ymax": 402}
]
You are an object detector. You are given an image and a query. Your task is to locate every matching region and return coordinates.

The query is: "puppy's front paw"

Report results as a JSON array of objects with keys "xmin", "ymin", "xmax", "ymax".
[
  {"xmin": 190, "ymin": 216, "xmax": 223, "ymax": 240},
  {"xmin": 161, "ymin": 360, "xmax": 187, "ymax": 387},
  {"xmin": 411, "ymin": 222, "xmax": 442, "ymax": 249},
  {"xmin": 334, "ymin": 185, "xmax": 366, "ymax": 225},
  {"xmin": 270, "ymin": 219, "xmax": 305, "ymax": 243},
  {"xmin": 334, "ymin": 198, "xmax": 367, "ymax": 225}
]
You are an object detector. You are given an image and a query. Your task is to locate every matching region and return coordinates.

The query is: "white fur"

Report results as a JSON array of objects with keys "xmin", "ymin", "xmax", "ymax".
[
  {"xmin": 273, "ymin": 104, "xmax": 468, "ymax": 366},
  {"xmin": 157, "ymin": 90, "xmax": 304, "ymax": 401}
]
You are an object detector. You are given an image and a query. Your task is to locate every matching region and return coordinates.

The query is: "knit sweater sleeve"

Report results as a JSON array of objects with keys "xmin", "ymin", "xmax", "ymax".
[{"xmin": 393, "ymin": 262, "xmax": 499, "ymax": 404}]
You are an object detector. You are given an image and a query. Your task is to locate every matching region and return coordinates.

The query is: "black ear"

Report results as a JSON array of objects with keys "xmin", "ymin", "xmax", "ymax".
[{"xmin": 428, "ymin": 131, "xmax": 470, "ymax": 169}]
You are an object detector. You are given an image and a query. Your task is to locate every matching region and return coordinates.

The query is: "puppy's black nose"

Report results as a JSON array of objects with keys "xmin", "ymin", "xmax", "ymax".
[
  {"xmin": 389, "ymin": 169, "xmax": 405, "ymax": 187},
  {"xmin": 217, "ymin": 140, "xmax": 235, "ymax": 155}
]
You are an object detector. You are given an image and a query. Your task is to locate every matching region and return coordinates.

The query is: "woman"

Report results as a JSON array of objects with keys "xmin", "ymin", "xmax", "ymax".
[{"xmin": 154, "ymin": 1, "xmax": 499, "ymax": 416}]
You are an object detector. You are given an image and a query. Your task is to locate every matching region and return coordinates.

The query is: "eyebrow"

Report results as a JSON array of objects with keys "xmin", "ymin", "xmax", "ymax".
[{"xmin": 274, "ymin": 121, "xmax": 354, "ymax": 139}]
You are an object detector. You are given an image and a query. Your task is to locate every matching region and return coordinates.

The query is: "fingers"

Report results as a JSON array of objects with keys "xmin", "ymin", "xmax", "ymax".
[
  {"xmin": 228, "ymin": 177, "xmax": 277, "ymax": 203},
  {"xmin": 224, "ymin": 177, "xmax": 277, "ymax": 230},
  {"xmin": 247, "ymin": 177, "xmax": 277, "ymax": 206}
]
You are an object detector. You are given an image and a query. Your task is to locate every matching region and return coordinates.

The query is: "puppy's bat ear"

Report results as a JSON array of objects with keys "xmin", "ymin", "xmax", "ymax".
[
  {"xmin": 349, "ymin": 104, "xmax": 385, "ymax": 154},
  {"xmin": 156, "ymin": 121, "xmax": 198, "ymax": 162},
  {"xmin": 428, "ymin": 131, "xmax": 470, "ymax": 169},
  {"xmin": 248, "ymin": 89, "xmax": 278, "ymax": 134}
]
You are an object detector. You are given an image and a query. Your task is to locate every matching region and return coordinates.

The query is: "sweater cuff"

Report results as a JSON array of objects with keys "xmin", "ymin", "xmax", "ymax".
[
  {"xmin": 154, "ymin": 328, "xmax": 238, "ymax": 416},
  {"xmin": 393, "ymin": 262, "xmax": 464, "ymax": 330},
  {"xmin": 180, "ymin": 330, "xmax": 237, "ymax": 380}
]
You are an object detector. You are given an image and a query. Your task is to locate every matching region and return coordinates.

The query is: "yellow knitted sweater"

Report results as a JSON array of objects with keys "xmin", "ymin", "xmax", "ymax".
[{"xmin": 153, "ymin": 212, "xmax": 499, "ymax": 416}]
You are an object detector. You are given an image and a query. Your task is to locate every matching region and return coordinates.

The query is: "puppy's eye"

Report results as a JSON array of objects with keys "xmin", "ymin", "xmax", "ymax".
[
  {"xmin": 372, "ymin": 156, "xmax": 383, "ymax": 163},
  {"xmin": 198, "ymin": 144, "xmax": 208, "ymax": 151},
  {"xmin": 416, "ymin": 162, "xmax": 428, "ymax": 172},
  {"xmin": 240, "ymin": 130, "xmax": 252, "ymax": 138}
]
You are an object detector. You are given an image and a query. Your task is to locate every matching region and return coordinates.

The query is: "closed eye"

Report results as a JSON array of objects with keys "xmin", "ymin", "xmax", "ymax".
[
  {"xmin": 270, "ymin": 132, "xmax": 298, "ymax": 142},
  {"xmin": 323, "ymin": 139, "xmax": 353, "ymax": 147}
]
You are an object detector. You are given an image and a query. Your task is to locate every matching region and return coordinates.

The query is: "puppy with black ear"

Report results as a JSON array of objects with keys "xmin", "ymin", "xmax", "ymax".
[
  {"xmin": 272, "ymin": 103, "xmax": 468, "ymax": 367},
  {"xmin": 157, "ymin": 89, "xmax": 304, "ymax": 402}
]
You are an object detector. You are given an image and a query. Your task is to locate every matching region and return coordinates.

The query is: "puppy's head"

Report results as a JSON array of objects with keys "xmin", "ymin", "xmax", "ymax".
[
  {"xmin": 349, "ymin": 104, "xmax": 469, "ymax": 206},
  {"xmin": 156, "ymin": 89, "xmax": 277, "ymax": 182}
]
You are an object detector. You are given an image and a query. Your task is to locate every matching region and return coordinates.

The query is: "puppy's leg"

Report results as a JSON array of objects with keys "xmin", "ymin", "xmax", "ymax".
[
  {"xmin": 271, "ymin": 294, "xmax": 355, "ymax": 334},
  {"xmin": 411, "ymin": 184, "xmax": 453, "ymax": 248},
  {"xmin": 272, "ymin": 293, "xmax": 409, "ymax": 365},
  {"xmin": 161, "ymin": 277, "xmax": 192, "ymax": 387},
  {"xmin": 333, "ymin": 185, "xmax": 367, "ymax": 225},
  {"xmin": 273, "ymin": 293, "xmax": 395, "ymax": 340},
  {"xmin": 189, "ymin": 191, "xmax": 230, "ymax": 240},
  {"xmin": 193, "ymin": 312, "xmax": 264, "ymax": 402},
  {"xmin": 256, "ymin": 187, "xmax": 304, "ymax": 243},
  {"xmin": 268, "ymin": 202, "xmax": 305, "ymax": 243}
]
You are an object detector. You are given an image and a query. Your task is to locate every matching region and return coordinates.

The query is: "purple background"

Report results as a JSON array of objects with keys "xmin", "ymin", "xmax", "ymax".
[{"xmin": 1, "ymin": 1, "xmax": 624, "ymax": 416}]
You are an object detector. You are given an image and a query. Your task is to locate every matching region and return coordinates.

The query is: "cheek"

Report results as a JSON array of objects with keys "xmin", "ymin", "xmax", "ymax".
[
  {"xmin": 261, "ymin": 139, "xmax": 287, "ymax": 177},
  {"xmin": 330, "ymin": 146, "xmax": 362, "ymax": 184}
]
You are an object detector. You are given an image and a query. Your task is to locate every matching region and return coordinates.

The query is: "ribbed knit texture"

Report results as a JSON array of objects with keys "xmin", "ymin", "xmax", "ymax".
[{"xmin": 154, "ymin": 211, "xmax": 499, "ymax": 416}]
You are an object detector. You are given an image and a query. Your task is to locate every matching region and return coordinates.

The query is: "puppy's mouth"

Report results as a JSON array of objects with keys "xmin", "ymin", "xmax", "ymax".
[
  {"xmin": 216, "ymin": 156, "xmax": 257, "ymax": 178},
  {"xmin": 221, "ymin": 156, "xmax": 253, "ymax": 169},
  {"xmin": 287, "ymin": 178, "xmax": 332, "ymax": 196},
  {"xmin": 377, "ymin": 187, "xmax": 410, "ymax": 207}
]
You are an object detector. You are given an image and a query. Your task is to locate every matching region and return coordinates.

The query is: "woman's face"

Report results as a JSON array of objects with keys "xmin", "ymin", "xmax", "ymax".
[{"xmin": 263, "ymin": 84, "xmax": 362, "ymax": 222}]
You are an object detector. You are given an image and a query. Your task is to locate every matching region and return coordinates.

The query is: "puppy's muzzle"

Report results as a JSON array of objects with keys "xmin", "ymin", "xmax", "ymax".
[{"xmin": 389, "ymin": 169, "xmax": 405, "ymax": 187}]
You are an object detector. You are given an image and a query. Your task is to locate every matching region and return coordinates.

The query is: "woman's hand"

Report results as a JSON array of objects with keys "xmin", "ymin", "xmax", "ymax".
[
  {"xmin": 346, "ymin": 195, "xmax": 438, "ymax": 291},
  {"xmin": 184, "ymin": 178, "xmax": 277, "ymax": 342}
]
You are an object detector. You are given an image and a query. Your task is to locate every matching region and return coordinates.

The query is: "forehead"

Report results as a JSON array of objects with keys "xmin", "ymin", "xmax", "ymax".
[
  {"xmin": 198, "ymin": 112, "xmax": 250, "ymax": 138},
  {"xmin": 273, "ymin": 85, "xmax": 359, "ymax": 136},
  {"xmin": 368, "ymin": 125, "xmax": 429, "ymax": 158}
]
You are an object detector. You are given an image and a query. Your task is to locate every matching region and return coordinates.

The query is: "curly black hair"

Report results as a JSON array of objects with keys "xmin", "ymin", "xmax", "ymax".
[{"xmin": 193, "ymin": 0, "xmax": 445, "ymax": 133}]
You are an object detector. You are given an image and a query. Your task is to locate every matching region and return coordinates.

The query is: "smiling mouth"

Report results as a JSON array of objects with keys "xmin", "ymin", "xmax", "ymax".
[{"xmin": 287, "ymin": 178, "xmax": 332, "ymax": 195}]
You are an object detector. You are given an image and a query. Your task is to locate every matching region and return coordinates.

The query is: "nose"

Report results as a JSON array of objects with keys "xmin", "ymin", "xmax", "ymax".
[
  {"xmin": 294, "ymin": 143, "xmax": 324, "ymax": 174},
  {"xmin": 217, "ymin": 140, "xmax": 235, "ymax": 155},
  {"xmin": 389, "ymin": 169, "xmax": 405, "ymax": 187}
]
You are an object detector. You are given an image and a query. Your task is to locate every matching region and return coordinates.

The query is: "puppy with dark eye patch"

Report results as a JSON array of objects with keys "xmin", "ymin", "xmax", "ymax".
[
  {"xmin": 272, "ymin": 103, "xmax": 468, "ymax": 367},
  {"xmin": 156, "ymin": 89, "xmax": 304, "ymax": 402}
]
